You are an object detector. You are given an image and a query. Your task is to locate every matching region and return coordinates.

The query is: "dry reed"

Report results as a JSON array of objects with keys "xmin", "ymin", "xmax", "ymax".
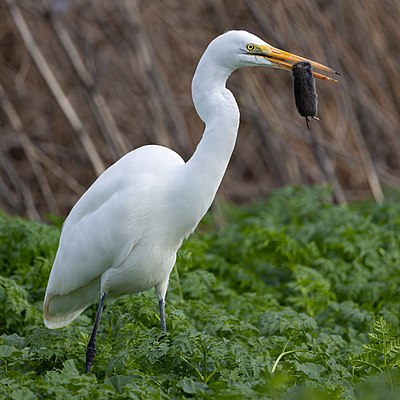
[{"xmin": 0, "ymin": 0, "xmax": 399, "ymax": 219}]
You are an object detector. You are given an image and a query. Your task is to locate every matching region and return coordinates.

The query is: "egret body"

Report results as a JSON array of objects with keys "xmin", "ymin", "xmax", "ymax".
[{"xmin": 43, "ymin": 30, "xmax": 337, "ymax": 372}]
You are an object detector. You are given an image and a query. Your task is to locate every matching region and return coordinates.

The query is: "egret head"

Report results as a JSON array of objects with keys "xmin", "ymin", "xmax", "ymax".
[{"xmin": 207, "ymin": 30, "xmax": 338, "ymax": 82}]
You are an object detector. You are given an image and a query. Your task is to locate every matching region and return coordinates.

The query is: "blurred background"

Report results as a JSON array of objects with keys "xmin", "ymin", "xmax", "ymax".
[{"xmin": 0, "ymin": 0, "xmax": 399, "ymax": 220}]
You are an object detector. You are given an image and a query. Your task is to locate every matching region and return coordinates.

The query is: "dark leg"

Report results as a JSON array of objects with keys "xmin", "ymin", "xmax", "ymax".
[
  {"xmin": 158, "ymin": 298, "xmax": 166, "ymax": 331},
  {"xmin": 85, "ymin": 292, "xmax": 107, "ymax": 373}
]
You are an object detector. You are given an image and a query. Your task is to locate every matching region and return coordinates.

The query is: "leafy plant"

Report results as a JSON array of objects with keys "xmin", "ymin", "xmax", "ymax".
[
  {"xmin": 1, "ymin": 187, "xmax": 400, "ymax": 398},
  {"xmin": 351, "ymin": 317, "xmax": 400, "ymax": 388}
]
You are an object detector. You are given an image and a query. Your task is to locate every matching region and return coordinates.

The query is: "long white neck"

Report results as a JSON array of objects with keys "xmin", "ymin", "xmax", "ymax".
[{"xmin": 183, "ymin": 48, "xmax": 240, "ymax": 215}]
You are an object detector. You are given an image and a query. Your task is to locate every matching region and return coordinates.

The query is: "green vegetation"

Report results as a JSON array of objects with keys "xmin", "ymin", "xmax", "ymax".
[{"xmin": 1, "ymin": 186, "xmax": 400, "ymax": 399}]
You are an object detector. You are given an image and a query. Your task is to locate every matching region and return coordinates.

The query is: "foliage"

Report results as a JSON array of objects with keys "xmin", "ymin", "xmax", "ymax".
[{"xmin": 1, "ymin": 186, "xmax": 400, "ymax": 399}]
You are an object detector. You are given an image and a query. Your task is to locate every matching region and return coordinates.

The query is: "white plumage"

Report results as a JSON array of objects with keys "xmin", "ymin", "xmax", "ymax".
[
  {"xmin": 43, "ymin": 30, "xmax": 336, "ymax": 372},
  {"xmin": 44, "ymin": 146, "xmax": 186, "ymax": 327}
]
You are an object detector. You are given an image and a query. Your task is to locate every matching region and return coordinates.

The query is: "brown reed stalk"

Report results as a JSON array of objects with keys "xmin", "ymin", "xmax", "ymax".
[
  {"xmin": 0, "ymin": 0, "xmax": 399, "ymax": 217},
  {"xmin": 4, "ymin": 0, "xmax": 105, "ymax": 176}
]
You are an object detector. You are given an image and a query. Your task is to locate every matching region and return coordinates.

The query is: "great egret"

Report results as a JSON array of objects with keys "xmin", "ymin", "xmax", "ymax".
[{"xmin": 43, "ymin": 30, "xmax": 337, "ymax": 373}]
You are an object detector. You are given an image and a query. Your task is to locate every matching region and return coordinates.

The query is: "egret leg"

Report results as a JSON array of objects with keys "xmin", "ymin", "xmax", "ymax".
[
  {"xmin": 85, "ymin": 292, "xmax": 107, "ymax": 373},
  {"xmin": 158, "ymin": 299, "xmax": 167, "ymax": 331}
]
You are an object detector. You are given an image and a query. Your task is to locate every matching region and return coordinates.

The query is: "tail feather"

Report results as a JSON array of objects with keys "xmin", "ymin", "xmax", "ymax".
[{"xmin": 43, "ymin": 277, "xmax": 100, "ymax": 329}]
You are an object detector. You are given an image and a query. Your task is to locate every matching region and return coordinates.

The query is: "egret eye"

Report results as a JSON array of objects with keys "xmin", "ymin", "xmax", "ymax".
[{"xmin": 246, "ymin": 44, "xmax": 255, "ymax": 52}]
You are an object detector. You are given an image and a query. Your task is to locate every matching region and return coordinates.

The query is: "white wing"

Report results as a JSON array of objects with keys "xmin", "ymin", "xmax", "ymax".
[{"xmin": 43, "ymin": 145, "xmax": 184, "ymax": 328}]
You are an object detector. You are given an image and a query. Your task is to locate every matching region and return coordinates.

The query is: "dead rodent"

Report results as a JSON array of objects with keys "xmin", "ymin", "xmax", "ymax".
[{"xmin": 292, "ymin": 61, "xmax": 320, "ymax": 130}]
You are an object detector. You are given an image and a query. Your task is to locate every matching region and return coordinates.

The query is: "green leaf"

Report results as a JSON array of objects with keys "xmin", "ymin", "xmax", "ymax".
[
  {"xmin": 295, "ymin": 361, "xmax": 327, "ymax": 382},
  {"xmin": 0, "ymin": 345, "xmax": 18, "ymax": 357},
  {"xmin": 178, "ymin": 378, "xmax": 212, "ymax": 395}
]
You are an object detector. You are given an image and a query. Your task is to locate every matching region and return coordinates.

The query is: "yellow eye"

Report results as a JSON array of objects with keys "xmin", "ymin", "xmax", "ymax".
[{"xmin": 246, "ymin": 44, "xmax": 255, "ymax": 52}]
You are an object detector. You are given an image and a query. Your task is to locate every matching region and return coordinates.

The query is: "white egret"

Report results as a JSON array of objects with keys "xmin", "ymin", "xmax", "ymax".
[{"xmin": 43, "ymin": 30, "xmax": 337, "ymax": 373}]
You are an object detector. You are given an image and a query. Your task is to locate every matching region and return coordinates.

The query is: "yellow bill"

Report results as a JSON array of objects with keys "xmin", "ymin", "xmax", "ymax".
[{"xmin": 257, "ymin": 44, "xmax": 339, "ymax": 82}]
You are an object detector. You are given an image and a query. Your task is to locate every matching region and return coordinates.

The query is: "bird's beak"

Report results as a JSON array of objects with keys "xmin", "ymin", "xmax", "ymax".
[{"xmin": 257, "ymin": 44, "xmax": 339, "ymax": 82}]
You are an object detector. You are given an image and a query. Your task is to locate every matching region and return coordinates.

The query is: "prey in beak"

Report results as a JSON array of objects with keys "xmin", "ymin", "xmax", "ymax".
[
  {"xmin": 248, "ymin": 43, "xmax": 339, "ymax": 82},
  {"xmin": 246, "ymin": 41, "xmax": 339, "ymax": 129},
  {"xmin": 292, "ymin": 61, "xmax": 320, "ymax": 130}
]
